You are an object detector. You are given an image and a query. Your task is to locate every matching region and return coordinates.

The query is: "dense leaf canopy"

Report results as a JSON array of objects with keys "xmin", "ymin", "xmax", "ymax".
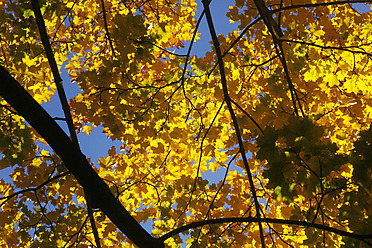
[{"xmin": 1, "ymin": 0, "xmax": 372, "ymax": 247}]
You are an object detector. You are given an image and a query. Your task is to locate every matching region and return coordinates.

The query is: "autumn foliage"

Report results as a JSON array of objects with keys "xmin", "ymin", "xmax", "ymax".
[{"xmin": 1, "ymin": 0, "xmax": 372, "ymax": 247}]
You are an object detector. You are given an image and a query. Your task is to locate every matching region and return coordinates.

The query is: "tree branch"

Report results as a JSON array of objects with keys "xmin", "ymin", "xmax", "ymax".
[
  {"xmin": 252, "ymin": 0, "xmax": 283, "ymax": 38},
  {"xmin": 0, "ymin": 171, "xmax": 71, "ymax": 205},
  {"xmin": 85, "ymin": 189, "xmax": 102, "ymax": 248},
  {"xmin": 273, "ymin": 0, "xmax": 372, "ymax": 14},
  {"xmin": 201, "ymin": 1, "xmax": 266, "ymax": 247},
  {"xmin": 0, "ymin": 66, "xmax": 163, "ymax": 248},
  {"xmin": 100, "ymin": 0, "xmax": 116, "ymax": 58},
  {"xmin": 159, "ymin": 217, "xmax": 372, "ymax": 246},
  {"xmin": 31, "ymin": 0, "xmax": 79, "ymax": 147},
  {"xmin": 30, "ymin": 1, "xmax": 104, "ymax": 243},
  {"xmin": 230, "ymin": 99, "xmax": 264, "ymax": 135},
  {"xmin": 253, "ymin": 0, "xmax": 304, "ymax": 116}
]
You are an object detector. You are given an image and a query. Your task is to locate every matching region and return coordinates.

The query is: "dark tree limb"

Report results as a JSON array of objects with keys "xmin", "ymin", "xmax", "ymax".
[
  {"xmin": 252, "ymin": 0, "xmax": 283, "ymax": 38},
  {"xmin": 85, "ymin": 189, "xmax": 102, "ymax": 248},
  {"xmin": 273, "ymin": 0, "xmax": 372, "ymax": 14},
  {"xmin": 0, "ymin": 66, "xmax": 164, "ymax": 248},
  {"xmin": 31, "ymin": 1, "xmax": 104, "ymax": 244},
  {"xmin": 0, "ymin": 171, "xmax": 71, "ymax": 206},
  {"xmin": 159, "ymin": 217, "xmax": 372, "ymax": 246},
  {"xmin": 201, "ymin": 1, "xmax": 266, "ymax": 247},
  {"xmin": 252, "ymin": 0, "xmax": 304, "ymax": 116},
  {"xmin": 100, "ymin": 0, "xmax": 116, "ymax": 58},
  {"xmin": 31, "ymin": 0, "xmax": 79, "ymax": 147}
]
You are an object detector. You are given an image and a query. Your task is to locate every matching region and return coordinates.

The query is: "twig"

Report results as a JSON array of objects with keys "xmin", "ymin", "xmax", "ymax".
[{"xmin": 100, "ymin": 0, "xmax": 116, "ymax": 57}]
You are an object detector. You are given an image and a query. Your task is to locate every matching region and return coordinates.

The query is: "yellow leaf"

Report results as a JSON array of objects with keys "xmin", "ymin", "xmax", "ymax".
[
  {"xmin": 324, "ymin": 73, "xmax": 338, "ymax": 87},
  {"xmin": 82, "ymin": 125, "xmax": 93, "ymax": 135}
]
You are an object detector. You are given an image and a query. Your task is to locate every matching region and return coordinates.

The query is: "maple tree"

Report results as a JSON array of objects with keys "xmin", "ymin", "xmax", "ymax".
[{"xmin": 1, "ymin": 0, "xmax": 372, "ymax": 247}]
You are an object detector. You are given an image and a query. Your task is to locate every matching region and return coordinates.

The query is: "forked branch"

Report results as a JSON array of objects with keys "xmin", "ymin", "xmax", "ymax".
[{"xmin": 0, "ymin": 66, "xmax": 164, "ymax": 248}]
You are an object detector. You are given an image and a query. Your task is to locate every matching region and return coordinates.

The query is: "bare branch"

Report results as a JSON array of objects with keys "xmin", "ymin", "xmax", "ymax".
[
  {"xmin": 159, "ymin": 217, "xmax": 372, "ymax": 246},
  {"xmin": 31, "ymin": 0, "xmax": 79, "ymax": 147},
  {"xmin": 100, "ymin": 0, "xmax": 116, "ymax": 58},
  {"xmin": 201, "ymin": 1, "xmax": 266, "ymax": 247}
]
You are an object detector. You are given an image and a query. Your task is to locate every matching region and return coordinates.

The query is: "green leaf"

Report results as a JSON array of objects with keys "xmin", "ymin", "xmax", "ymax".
[{"xmin": 22, "ymin": 9, "xmax": 34, "ymax": 19}]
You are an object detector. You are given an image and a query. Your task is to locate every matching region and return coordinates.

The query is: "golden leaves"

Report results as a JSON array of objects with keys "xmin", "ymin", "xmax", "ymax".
[{"xmin": 2, "ymin": 0, "xmax": 372, "ymax": 247}]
